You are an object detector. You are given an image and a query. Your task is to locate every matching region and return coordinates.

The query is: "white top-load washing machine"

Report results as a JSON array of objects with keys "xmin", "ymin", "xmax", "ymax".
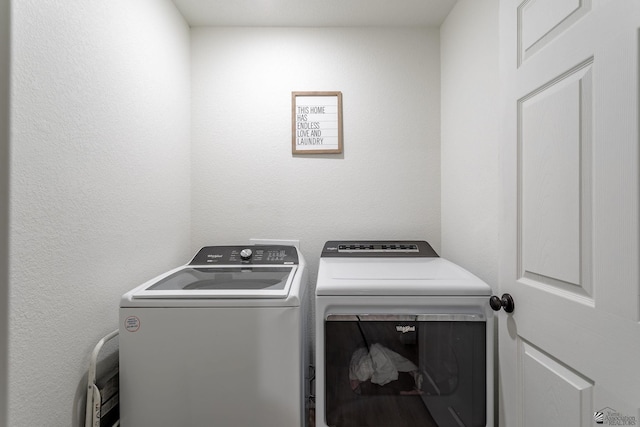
[
  {"xmin": 119, "ymin": 245, "xmax": 309, "ymax": 427},
  {"xmin": 315, "ymin": 241, "xmax": 494, "ymax": 427}
]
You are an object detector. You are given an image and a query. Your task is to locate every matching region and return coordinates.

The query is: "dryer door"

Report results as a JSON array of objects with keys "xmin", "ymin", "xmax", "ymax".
[{"xmin": 324, "ymin": 314, "xmax": 486, "ymax": 427}]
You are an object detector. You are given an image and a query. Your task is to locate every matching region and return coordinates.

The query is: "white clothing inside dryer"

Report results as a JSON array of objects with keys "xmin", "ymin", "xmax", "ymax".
[{"xmin": 349, "ymin": 343, "xmax": 419, "ymax": 386}]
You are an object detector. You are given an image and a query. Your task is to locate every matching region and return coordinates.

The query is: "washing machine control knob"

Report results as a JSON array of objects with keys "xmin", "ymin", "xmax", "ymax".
[{"xmin": 240, "ymin": 248, "xmax": 253, "ymax": 260}]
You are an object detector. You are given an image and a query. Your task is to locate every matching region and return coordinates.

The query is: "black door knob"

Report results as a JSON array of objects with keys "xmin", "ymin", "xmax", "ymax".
[{"xmin": 490, "ymin": 293, "xmax": 515, "ymax": 313}]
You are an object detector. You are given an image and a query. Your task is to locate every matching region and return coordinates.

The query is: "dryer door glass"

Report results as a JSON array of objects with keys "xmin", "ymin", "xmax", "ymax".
[{"xmin": 324, "ymin": 315, "xmax": 486, "ymax": 427}]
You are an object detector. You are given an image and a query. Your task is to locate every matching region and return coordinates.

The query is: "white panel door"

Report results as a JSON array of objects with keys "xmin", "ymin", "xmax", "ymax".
[{"xmin": 499, "ymin": 0, "xmax": 640, "ymax": 426}]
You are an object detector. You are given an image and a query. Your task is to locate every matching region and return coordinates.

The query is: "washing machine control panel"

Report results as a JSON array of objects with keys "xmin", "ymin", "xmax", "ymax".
[
  {"xmin": 321, "ymin": 240, "xmax": 439, "ymax": 257},
  {"xmin": 189, "ymin": 245, "xmax": 299, "ymax": 265}
]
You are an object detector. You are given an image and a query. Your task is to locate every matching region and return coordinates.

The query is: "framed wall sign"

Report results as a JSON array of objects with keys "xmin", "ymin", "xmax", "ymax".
[{"xmin": 292, "ymin": 91, "xmax": 343, "ymax": 154}]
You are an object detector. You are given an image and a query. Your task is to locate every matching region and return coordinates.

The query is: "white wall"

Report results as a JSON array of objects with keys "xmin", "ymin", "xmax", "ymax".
[
  {"xmin": 191, "ymin": 26, "xmax": 442, "ymax": 284},
  {"xmin": 440, "ymin": 0, "xmax": 500, "ymax": 287},
  {"xmin": 0, "ymin": 0, "xmax": 10, "ymax": 424},
  {"xmin": 9, "ymin": 1, "xmax": 191, "ymax": 425}
]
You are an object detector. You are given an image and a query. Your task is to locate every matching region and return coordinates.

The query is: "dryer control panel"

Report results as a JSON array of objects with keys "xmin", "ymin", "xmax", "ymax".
[
  {"xmin": 189, "ymin": 245, "xmax": 299, "ymax": 265},
  {"xmin": 321, "ymin": 240, "xmax": 438, "ymax": 258}
]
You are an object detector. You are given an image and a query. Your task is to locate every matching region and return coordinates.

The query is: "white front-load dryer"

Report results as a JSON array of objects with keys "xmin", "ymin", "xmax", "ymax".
[
  {"xmin": 315, "ymin": 241, "xmax": 494, "ymax": 427},
  {"xmin": 119, "ymin": 245, "xmax": 309, "ymax": 427}
]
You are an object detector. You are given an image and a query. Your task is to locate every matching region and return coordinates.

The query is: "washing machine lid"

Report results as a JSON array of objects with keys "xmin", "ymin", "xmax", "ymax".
[{"xmin": 131, "ymin": 265, "xmax": 298, "ymax": 299}]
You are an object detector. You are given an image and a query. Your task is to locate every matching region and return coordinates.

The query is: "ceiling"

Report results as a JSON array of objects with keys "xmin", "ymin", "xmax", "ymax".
[{"xmin": 171, "ymin": 0, "xmax": 458, "ymax": 27}]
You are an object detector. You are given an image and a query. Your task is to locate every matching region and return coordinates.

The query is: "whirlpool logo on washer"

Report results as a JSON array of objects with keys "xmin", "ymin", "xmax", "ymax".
[{"xmin": 396, "ymin": 325, "xmax": 415, "ymax": 334}]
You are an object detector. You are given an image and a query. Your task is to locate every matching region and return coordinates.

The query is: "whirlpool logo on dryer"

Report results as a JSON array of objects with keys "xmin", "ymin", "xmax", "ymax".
[{"xmin": 396, "ymin": 325, "xmax": 416, "ymax": 334}]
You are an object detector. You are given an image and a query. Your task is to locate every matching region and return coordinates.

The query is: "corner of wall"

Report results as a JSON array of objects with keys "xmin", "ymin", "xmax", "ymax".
[
  {"xmin": 439, "ymin": 0, "xmax": 501, "ymax": 286},
  {"xmin": 0, "ymin": 0, "xmax": 10, "ymax": 424}
]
